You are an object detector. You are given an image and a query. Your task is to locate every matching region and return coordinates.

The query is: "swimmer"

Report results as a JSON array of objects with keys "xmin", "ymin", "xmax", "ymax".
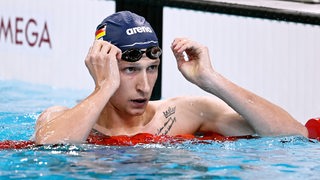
[{"xmin": 34, "ymin": 11, "xmax": 308, "ymax": 144}]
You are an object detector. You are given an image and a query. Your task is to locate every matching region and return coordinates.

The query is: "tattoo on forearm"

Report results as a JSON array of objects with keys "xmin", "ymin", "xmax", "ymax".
[{"xmin": 157, "ymin": 106, "xmax": 177, "ymax": 135}]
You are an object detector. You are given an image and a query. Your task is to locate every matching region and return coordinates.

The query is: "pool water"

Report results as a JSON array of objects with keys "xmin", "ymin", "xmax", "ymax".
[{"xmin": 1, "ymin": 80, "xmax": 320, "ymax": 179}]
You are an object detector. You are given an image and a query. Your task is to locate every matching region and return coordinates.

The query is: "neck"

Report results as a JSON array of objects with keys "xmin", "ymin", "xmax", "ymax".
[{"xmin": 95, "ymin": 104, "xmax": 154, "ymax": 136}]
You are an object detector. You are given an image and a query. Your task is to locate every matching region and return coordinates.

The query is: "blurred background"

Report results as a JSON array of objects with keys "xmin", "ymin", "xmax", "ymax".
[{"xmin": 0, "ymin": 0, "xmax": 319, "ymax": 124}]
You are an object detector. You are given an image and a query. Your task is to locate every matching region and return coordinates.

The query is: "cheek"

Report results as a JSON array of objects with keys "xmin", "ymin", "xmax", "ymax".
[
  {"xmin": 110, "ymin": 84, "xmax": 127, "ymax": 105},
  {"xmin": 149, "ymin": 73, "xmax": 158, "ymax": 85},
  {"xmin": 116, "ymin": 76, "xmax": 133, "ymax": 93},
  {"xmin": 116, "ymin": 79, "xmax": 130, "ymax": 94}
]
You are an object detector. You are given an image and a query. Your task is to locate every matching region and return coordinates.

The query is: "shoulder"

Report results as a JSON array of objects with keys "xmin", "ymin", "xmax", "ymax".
[
  {"xmin": 156, "ymin": 95, "xmax": 236, "ymax": 119},
  {"xmin": 150, "ymin": 95, "xmax": 229, "ymax": 115},
  {"xmin": 156, "ymin": 95, "xmax": 226, "ymax": 108},
  {"xmin": 151, "ymin": 96, "xmax": 206, "ymax": 104},
  {"xmin": 36, "ymin": 106, "xmax": 69, "ymax": 126},
  {"xmin": 38, "ymin": 106, "xmax": 69, "ymax": 118}
]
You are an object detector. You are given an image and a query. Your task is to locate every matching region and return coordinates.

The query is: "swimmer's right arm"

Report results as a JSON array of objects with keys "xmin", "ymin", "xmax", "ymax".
[{"xmin": 34, "ymin": 41, "xmax": 121, "ymax": 145}]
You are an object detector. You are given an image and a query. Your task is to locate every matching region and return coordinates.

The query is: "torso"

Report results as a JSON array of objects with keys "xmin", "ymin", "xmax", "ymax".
[{"xmin": 92, "ymin": 96, "xmax": 208, "ymax": 137}]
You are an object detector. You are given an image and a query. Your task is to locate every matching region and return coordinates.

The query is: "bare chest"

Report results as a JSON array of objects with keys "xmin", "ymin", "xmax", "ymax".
[
  {"xmin": 144, "ymin": 105, "xmax": 201, "ymax": 136},
  {"xmin": 94, "ymin": 104, "xmax": 202, "ymax": 136}
]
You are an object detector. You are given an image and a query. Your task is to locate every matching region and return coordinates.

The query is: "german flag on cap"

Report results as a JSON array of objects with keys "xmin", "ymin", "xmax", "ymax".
[{"xmin": 95, "ymin": 27, "xmax": 106, "ymax": 40}]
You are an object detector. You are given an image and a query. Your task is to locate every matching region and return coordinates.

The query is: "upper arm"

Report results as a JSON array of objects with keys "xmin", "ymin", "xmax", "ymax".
[
  {"xmin": 194, "ymin": 96, "xmax": 255, "ymax": 136},
  {"xmin": 34, "ymin": 106, "xmax": 69, "ymax": 141}
]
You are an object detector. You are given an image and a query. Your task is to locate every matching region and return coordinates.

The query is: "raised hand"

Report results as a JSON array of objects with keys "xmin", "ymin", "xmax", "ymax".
[
  {"xmin": 171, "ymin": 38, "xmax": 215, "ymax": 89},
  {"xmin": 85, "ymin": 40, "xmax": 122, "ymax": 94}
]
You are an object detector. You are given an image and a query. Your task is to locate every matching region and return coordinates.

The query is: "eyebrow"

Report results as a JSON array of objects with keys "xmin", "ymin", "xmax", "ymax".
[{"xmin": 119, "ymin": 58, "xmax": 160, "ymax": 64}]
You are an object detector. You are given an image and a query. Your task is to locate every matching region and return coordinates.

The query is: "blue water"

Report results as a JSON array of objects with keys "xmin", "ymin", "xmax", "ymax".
[{"xmin": 0, "ymin": 80, "xmax": 320, "ymax": 179}]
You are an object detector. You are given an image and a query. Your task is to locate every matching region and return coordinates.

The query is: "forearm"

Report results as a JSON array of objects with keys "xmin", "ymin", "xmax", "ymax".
[
  {"xmin": 202, "ymin": 72, "xmax": 308, "ymax": 137},
  {"xmin": 35, "ymin": 86, "xmax": 112, "ymax": 144}
]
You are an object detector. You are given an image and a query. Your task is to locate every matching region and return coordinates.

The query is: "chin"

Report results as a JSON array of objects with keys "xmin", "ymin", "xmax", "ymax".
[{"xmin": 130, "ymin": 109, "xmax": 145, "ymax": 116}]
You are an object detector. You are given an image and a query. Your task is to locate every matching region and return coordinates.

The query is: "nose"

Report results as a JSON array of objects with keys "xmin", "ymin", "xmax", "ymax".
[{"xmin": 136, "ymin": 71, "xmax": 151, "ymax": 94}]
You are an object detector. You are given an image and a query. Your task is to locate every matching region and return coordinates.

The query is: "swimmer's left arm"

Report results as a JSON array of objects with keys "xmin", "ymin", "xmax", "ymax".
[
  {"xmin": 183, "ymin": 96, "xmax": 255, "ymax": 137},
  {"xmin": 171, "ymin": 38, "xmax": 308, "ymax": 137}
]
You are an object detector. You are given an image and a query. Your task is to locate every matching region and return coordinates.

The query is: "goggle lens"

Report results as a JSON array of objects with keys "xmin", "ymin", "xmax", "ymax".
[{"xmin": 121, "ymin": 46, "xmax": 162, "ymax": 62}]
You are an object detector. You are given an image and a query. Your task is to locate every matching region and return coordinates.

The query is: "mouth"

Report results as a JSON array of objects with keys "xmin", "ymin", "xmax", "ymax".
[
  {"xmin": 131, "ymin": 98, "xmax": 147, "ymax": 104},
  {"xmin": 131, "ymin": 98, "xmax": 148, "ymax": 108}
]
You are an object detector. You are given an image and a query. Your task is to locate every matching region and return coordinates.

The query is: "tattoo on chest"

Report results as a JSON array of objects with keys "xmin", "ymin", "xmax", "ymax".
[{"xmin": 157, "ymin": 106, "xmax": 177, "ymax": 135}]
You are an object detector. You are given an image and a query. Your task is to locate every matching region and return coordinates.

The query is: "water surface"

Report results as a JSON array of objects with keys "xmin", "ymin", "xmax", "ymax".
[{"xmin": 0, "ymin": 80, "xmax": 319, "ymax": 179}]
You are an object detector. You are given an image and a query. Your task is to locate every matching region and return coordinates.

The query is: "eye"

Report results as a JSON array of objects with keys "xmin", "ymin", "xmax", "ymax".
[
  {"xmin": 123, "ymin": 67, "xmax": 137, "ymax": 74},
  {"xmin": 147, "ymin": 65, "xmax": 158, "ymax": 72}
]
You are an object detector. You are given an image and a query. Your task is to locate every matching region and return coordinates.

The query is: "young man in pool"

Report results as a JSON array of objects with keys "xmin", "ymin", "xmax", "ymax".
[{"xmin": 34, "ymin": 11, "xmax": 308, "ymax": 144}]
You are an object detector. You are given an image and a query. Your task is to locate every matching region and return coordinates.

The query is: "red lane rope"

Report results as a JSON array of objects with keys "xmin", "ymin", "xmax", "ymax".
[
  {"xmin": 305, "ymin": 118, "xmax": 320, "ymax": 141},
  {"xmin": 86, "ymin": 132, "xmax": 254, "ymax": 146},
  {"xmin": 0, "ymin": 140, "xmax": 35, "ymax": 150},
  {"xmin": 1, "ymin": 118, "xmax": 319, "ymax": 150},
  {"xmin": 0, "ymin": 132, "xmax": 251, "ymax": 150}
]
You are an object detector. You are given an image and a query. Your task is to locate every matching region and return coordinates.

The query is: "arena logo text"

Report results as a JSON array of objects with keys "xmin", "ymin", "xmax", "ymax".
[{"xmin": 0, "ymin": 16, "xmax": 52, "ymax": 48}]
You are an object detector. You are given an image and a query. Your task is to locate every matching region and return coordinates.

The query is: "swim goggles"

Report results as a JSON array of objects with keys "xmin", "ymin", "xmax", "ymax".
[{"xmin": 121, "ymin": 46, "xmax": 162, "ymax": 62}]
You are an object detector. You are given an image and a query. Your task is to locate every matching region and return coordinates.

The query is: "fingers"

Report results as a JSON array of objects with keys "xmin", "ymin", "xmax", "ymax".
[
  {"xmin": 172, "ymin": 38, "xmax": 197, "ymax": 54},
  {"xmin": 100, "ymin": 41, "xmax": 115, "ymax": 58},
  {"xmin": 171, "ymin": 38, "xmax": 187, "ymax": 62},
  {"xmin": 108, "ymin": 44, "xmax": 122, "ymax": 60},
  {"xmin": 85, "ymin": 46, "xmax": 93, "ymax": 68},
  {"xmin": 84, "ymin": 40, "xmax": 122, "ymax": 86},
  {"xmin": 171, "ymin": 38, "xmax": 201, "ymax": 62},
  {"xmin": 91, "ymin": 40, "xmax": 121, "ymax": 56},
  {"xmin": 91, "ymin": 40, "xmax": 104, "ymax": 55},
  {"xmin": 92, "ymin": 40, "xmax": 120, "ymax": 59},
  {"xmin": 85, "ymin": 40, "xmax": 121, "ymax": 65},
  {"xmin": 171, "ymin": 38, "xmax": 191, "ymax": 53}
]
